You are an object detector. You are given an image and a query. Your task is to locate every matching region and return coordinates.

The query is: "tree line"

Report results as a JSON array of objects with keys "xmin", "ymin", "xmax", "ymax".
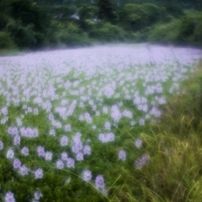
[{"xmin": 0, "ymin": 0, "xmax": 202, "ymax": 50}]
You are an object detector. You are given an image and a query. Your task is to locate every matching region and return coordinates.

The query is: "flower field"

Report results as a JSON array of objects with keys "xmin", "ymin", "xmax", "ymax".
[{"xmin": 0, "ymin": 44, "xmax": 202, "ymax": 201}]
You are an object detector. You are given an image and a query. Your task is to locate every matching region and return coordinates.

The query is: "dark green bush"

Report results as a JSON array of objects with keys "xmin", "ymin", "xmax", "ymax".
[
  {"xmin": 164, "ymin": 3, "xmax": 184, "ymax": 17},
  {"xmin": 0, "ymin": 14, "xmax": 10, "ymax": 30},
  {"xmin": 97, "ymin": 0, "xmax": 116, "ymax": 22},
  {"xmin": 89, "ymin": 22, "xmax": 126, "ymax": 42},
  {"xmin": 119, "ymin": 3, "xmax": 166, "ymax": 31},
  {"xmin": 7, "ymin": 23, "xmax": 46, "ymax": 49},
  {"xmin": 178, "ymin": 16, "xmax": 195, "ymax": 42},
  {"xmin": 58, "ymin": 32, "xmax": 91, "ymax": 47},
  {"xmin": 140, "ymin": 3, "xmax": 165, "ymax": 25},
  {"xmin": 49, "ymin": 6, "xmax": 75, "ymax": 22},
  {"xmin": 79, "ymin": 4, "xmax": 98, "ymax": 31},
  {"xmin": 0, "ymin": 31, "xmax": 16, "ymax": 49},
  {"xmin": 56, "ymin": 23, "xmax": 91, "ymax": 46},
  {"xmin": 148, "ymin": 19, "xmax": 181, "ymax": 43},
  {"xmin": 147, "ymin": 11, "xmax": 202, "ymax": 46},
  {"xmin": 10, "ymin": 0, "xmax": 49, "ymax": 32},
  {"xmin": 178, "ymin": 12, "xmax": 202, "ymax": 45},
  {"xmin": 119, "ymin": 4, "xmax": 147, "ymax": 31}
]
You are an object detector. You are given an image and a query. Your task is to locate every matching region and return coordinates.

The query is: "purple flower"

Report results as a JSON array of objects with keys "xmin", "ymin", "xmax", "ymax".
[
  {"xmin": 13, "ymin": 158, "xmax": 21, "ymax": 169},
  {"xmin": 150, "ymin": 106, "xmax": 162, "ymax": 118},
  {"xmin": 60, "ymin": 136, "xmax": 68, "ymax": 146},
  {"xmin": 4, "ymin": 191, "xmax": 16, "ymax": 202},
  {"xmin": 104, "ymin": 122, "xmax": 111, "ymax": 130},
  {"xmin": 21, "ymin": 146, "xmax": 29, "ymax": 156},
  {"xmin": 83, "ymin": 145, "xmax": 91, "ymax": 156},
  {"xmin": 84, "ymin": 112, "xmax": 92, "ymax": 123},
  {"xmin": 64, "ymin": 124, "xmax": 71, "ymax": 132},
  {"xmin": 27, "ymin": 107, "xmax": 32, "ymax": 113},
  {"xmin": 6, "ymin": 148, "xmax": 14, "ymax": 159},
  {"xmin": 66, "ymin": 157, "xmax": 75, "ymax": 168},
  {"xmin": 135, "ymin": 153, "xmax": 150, "ymax": 169},
  {"xmin": 8, "ymin": 127, "xmax": 18, "ymax": 136},
  {"xmin": 103, "ymin": 106, "xmax": 108, "ymax": 114},
  {"xmin": 100, "ymin": 187, "xmax": 108, "ymax": 196},
  {"xmin": 0, "ymin": 140, "xmax": 4, "ymax": 150},
  {"xmin": 1, "ymin": 116, "xmax": 8, "ymax": 124},
  {"xmin": 34, "ymin": 168, "xmax": 43, "ymax": 179},
  {"xmin": 33, "ymin": 108, "xmax": 39, "ymax": 115},
  {"xmin": 37, "ymin": 146, "xmax": 45, "ymax": 157},
  {"xmin": 118, "ymin": 149, "xmax": 126, "ymax": 161},
  {"xmin": 82, "ymin": 170, "xmax": 92, "ymax": 182},
  {"xmin": 45, "ymin": 151, "xmax": 52, "ymax": 161},
  {"xmin": 56, "ymin": 159, "xmax": 64, "ymax": 169},
  {"xmin": 49, "ymin": 129, "xmax": 55, "ymax": 136},
  {"xmin": 18, "ymin": 165, "xmax": 29, "ymax": 176},
  {"xmin": 95, "ymin": 175, "xmax": 105, "ymax": 189},
  {"xmin": 111, "ymin": 105, "xmax": 122, "ymax": 123},
  {"xmin": 32, "ymin": 128, "xmax": 39, "ymax": 138},
  {"xmin": 20, "ymin": 127, "xmax": 38, "ymax": 138},
  {"xmin": 139, "ymin": 119, "xmax": 145, "ymax": 126},
  {"xmin": 76, "ymin": 152, "xmax": 84, "ymax": 161},
  {"xmin": 34, "ymin": 190, "xmax": 42, "ymax": 200},
  {"xmin": 71, "ymin": 134, "xmax": 83, "ymax": 154},
  {"xmin": 122, "ymin": 110, "xmax": 133, "ymax": 118},
  {"xmin": 98, "ymin": 133, "xmax": 115, "ymax": 143},
  {"xmin": 134, "ymin": 138, "xmax": 143, "ymax": 149},
  {"xmin": 61, "ymin": 152, "xmax": 68, "ymax": 161},
  {"xmin": 1, "ymin": 106, "xmax": 8, "ymax": 115},
  {"xmin": 13, "ymin": 135, "xmax": 21, "ymax": 146}
]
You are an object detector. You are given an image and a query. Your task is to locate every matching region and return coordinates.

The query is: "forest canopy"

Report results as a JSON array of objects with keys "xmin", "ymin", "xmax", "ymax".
[{"xmin": 0, "ymin": 0, "xmax": 202, "ymax": 50}]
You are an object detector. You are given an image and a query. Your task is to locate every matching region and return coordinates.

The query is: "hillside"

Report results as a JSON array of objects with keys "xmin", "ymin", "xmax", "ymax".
[{"xmin": 0, "ymin": 0, "xmax": 202, "ymax": 51}]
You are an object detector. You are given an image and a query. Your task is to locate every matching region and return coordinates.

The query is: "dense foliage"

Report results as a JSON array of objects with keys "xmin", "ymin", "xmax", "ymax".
[{"xmin": 0, "ymin": 0, "xmax": 202, "ymax": 50}]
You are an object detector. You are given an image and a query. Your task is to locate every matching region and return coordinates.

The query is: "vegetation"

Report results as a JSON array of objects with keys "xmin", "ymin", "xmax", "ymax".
[
  {"xmin": 111, "ymin": 60, "xmax": 202, "ymax": 201},
  {"xmin": 0, "ymin": 44, "xmax": 201, "ymax": 201},
  {"xmin": 0, "ymin": 0, "xmax": 202, "ymax": 51}
]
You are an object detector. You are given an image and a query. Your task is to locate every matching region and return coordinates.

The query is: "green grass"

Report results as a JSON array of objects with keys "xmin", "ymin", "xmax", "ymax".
[{"xmin": 108, "ymin": 60, "xmax": 202, "ymax": 202}]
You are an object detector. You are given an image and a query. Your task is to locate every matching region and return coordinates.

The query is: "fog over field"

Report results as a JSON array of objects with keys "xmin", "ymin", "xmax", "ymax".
[{"xmin": 1, "ymin": 44, "xmax": 201, "ymax": 72}]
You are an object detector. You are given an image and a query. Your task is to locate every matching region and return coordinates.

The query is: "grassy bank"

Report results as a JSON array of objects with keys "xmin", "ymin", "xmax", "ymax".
[{"xmin": 111, "ymin": 60, "xmax": 202, "ymax": 201}]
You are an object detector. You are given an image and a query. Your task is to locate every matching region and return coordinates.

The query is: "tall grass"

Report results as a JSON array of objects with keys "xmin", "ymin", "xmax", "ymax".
[{"xmin": 111, "ymin": 60, "xmax": 202, "ymax": 202}]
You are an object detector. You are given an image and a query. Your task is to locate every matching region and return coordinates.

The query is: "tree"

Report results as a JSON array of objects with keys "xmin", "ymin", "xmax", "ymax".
[
  {"xmin": 10, "ymin": 0, "xmax": 49, "ymax": 32},
  {"xmin": 78, "ymin": 4, "xmax": 98, "ymax": 31},
  {"xmin": 119, "ymin": 4, "xmax": 146, "ymax": 31},
  {"xmin": 97, "ymin": 0, "xmax": 116, "ymax": 22}
]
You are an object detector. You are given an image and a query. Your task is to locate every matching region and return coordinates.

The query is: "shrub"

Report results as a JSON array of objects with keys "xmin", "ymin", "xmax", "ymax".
[
  {"xmin": 58, "ymin": 32, "xmax": 90, "ymax": 47},
  {"xmin": 0, "ymin": 31, "xmax": 16, "ymax": 50},
  {"xmin": 148, "ymin": 11, "xmax": 202, "ymax": 46},
  {"xmin": 140, "ymin": 3, "xmax": 165, "ymax": 25},
  {"xmin": 119, "ymin": 3, "xmax": 166, "ymax": 31},
  {"xmin": 89, "ymin": 22, "xmax": 126, "ymax": 42},
  {"xmin": 56, "ymin": 23, "xmax": 91, "ymax": 47},
  {"xmin": 0, "ymin": 14, "xmax": 10, "ymax": 31},
  {"xmin": 7, "ymin": 23, "xmax": 46, "ymax": 49},
  {"xmin": 178, "ymin": 16, "xmax": 195, "ymax": 42},
  {"xmin": 119, "ymin": 4, "xmax": 147, "ymax": 31},
  {"xmin": 178, "ymin": 12, "xmax": 202, "ymax": 45},
  {"xmin": 164, "ymin": 3, "xmax": 184, "ymax": 17},
  {"xmin": 148, "ymin": 19, "xmax": 181, "ymax": 43}
]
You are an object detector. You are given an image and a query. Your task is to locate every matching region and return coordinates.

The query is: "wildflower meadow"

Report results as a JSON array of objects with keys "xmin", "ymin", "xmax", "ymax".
[{"xmin": 0, "ymin": 44, "xmax": 202, "ymax": 201}]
